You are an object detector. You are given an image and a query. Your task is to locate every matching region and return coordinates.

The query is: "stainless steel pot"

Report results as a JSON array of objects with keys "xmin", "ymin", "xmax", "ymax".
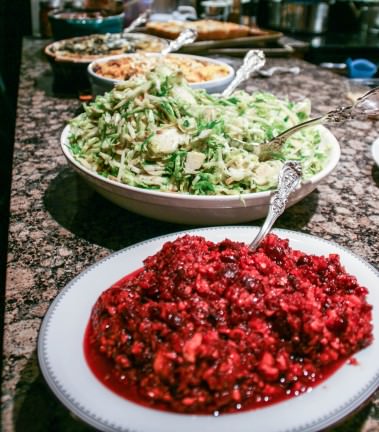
[
  {"xmin": 356, "ymin": 2, "xmax": 379, "ymax": 34},
  {"xmin": 265, "ymin": 0, "xmax": 329, "ymax": 34}
]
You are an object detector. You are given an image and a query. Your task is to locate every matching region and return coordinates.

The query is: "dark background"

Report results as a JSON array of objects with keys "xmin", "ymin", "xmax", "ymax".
[{"xmin": 0, "ymin": 0, "xmax": 31, "ymax": 383}]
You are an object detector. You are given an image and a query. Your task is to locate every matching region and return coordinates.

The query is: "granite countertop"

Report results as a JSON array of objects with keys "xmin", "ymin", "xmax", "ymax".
[{"xmin": 2, "ymin": 37, "xmax": 379, "ymax": 432}]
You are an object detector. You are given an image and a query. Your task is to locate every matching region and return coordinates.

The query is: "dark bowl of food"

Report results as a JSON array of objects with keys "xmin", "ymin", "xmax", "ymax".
[
  {"xmin": 44, "ymin": 32, "xmax": 168, "ymax": 92},
  {"xmin": 48, "ymin": 9, "xmax": 124, "ymax": 40}
]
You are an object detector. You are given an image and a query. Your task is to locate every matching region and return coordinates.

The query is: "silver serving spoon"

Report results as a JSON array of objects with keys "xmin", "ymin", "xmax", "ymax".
[
  {"xmin": 249, "ymin": 161, "xmax": 302, "ymax": 251},
  {"xmin": 221, "ymin": 50, "xmax": 266, "ymax": 98},
  {"xmin": 123, "ymin": 10, "xmax": 151, "ymax": 34},
  {"xmin": 160, "ymin": 28, "xmax": 198, "ymax": 55},
  {"xmin": 259, "ymin": 87, "xmax": 379, "ymax": 161}
]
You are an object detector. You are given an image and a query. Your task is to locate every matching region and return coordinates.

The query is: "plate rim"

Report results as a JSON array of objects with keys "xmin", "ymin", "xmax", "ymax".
[
  {"xmin": 44, "ymin": 32, "xmax": 169, "ymax": 64},
  {"xmin": 37, "ymin": 226, "xmax": 379, "ymax": 432}
]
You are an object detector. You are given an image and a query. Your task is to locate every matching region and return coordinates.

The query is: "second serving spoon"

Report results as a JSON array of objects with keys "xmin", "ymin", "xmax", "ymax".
[
  {"xmin": 249, "ymin": 161, "xmax": 302, "ymax": 251},
  {"xmin": 258, "ymin": 87, "xmax": 379, "ymax": 161},
  {"xmin": 122, "ymin": 10, "xmax": 151, "ymax": 34},
  {"xmin": 221, "ymin": 50, "xmax": 266, "ymax": 98},
  {"xmin": 160, "ymin": 28, "xmax": 198, "ymax": 55}
]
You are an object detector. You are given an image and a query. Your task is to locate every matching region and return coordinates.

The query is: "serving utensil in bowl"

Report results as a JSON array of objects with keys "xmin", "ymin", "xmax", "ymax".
[
  {"xmin": 161, "ymin": 28, "xmax": 198, "ymax": 55},
  {"xmin": 259, "ymin": 87, "xmax": 379, "ymax": 161},
  {"xmin": 249, "ymin": 161, "xmax": 302, "ymax": 250},
  {"xmin": 123, "ymin": 9, "xmax": 151, "ymax": 34},
  {"xmin": 221, "ymin": 49, "xmax": 266, "ymax": 98}
]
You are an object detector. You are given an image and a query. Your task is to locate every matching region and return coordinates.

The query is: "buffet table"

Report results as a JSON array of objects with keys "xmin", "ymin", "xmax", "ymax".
[{"xmin": 2, "ymin": 37, "xmax": 379, "ymax": 431}]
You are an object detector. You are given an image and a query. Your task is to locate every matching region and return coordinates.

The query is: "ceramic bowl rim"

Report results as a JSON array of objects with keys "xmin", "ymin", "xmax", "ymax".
[
  {"xmin": 87, "ymin": 52, "xmax": 235, "ymax": 88},
  {"xmin": 60, "ymin": 124, "xmax": 341, "ymax": 204}
]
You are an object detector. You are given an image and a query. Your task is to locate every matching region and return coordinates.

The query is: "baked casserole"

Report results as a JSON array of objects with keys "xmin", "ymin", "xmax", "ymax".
[{"xmin": 92, "ymin": 53, "xmax": 231, "ymax": 83}]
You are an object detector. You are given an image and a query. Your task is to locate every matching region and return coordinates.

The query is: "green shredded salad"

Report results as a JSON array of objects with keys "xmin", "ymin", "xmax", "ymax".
[{"xmin": 68, "ymin": 65, "xmax": 330, "ymax": 195}]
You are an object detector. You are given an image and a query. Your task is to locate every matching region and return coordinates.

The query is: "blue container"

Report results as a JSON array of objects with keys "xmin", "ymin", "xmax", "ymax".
[
  {"xmin": 346, "ymin": 58, "xmax": 378, "ymax": 79},
  {"xmin": 48, "ymin": 9, "xmax": 124, "ymax": 40}
]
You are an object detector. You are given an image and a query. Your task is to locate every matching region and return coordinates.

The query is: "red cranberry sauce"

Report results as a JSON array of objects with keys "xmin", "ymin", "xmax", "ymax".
[{"xmin": 84, "ymin": 234, "xmax": 373, "ymax": 414}]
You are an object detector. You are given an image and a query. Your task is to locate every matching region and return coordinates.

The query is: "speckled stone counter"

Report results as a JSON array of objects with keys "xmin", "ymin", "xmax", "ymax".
[{"xmin": 2, "ymin": 37, "xmax": 379, "ymax": 432}]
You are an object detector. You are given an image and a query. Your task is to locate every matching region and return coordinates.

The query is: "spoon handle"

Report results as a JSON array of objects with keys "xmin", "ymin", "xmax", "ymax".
[
  {"xmin": 123, "ymin": 10, "xmax": 151, "ymax": 34},
  {"xmin": 222, "ymin": 50, "xmax": 266, "ymax": 98},
  {"xmin": 249, "ymin": 161, "xmax": 302, "ymax": 251},
  {"xmin": 160, "ymin": 28, "xmax": 198, "ymax": 55},
  {"xmin": 258, "ymin": 66, "xmax": 300, "ymax": 78}
]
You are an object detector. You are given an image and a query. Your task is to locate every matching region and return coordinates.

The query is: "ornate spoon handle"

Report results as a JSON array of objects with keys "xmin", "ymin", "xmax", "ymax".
[
  {"xmin": 160, "ymin": 28, "xmax": 198, "ymax": 55},
  {"xmin": 249, "ymin": 161, "xmax": 302, "ymax": 251},
  {"xmin": 123, "ymin": 10, "xmax": 151, "ymax": 34},
  {"xmin": 221, "ymin": 50, "xmax": 266, "ymax": 98}
]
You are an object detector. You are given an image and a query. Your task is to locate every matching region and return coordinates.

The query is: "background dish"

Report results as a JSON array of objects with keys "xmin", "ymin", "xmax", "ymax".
[
  {"xmin": 44, "ymin": 33, "xmax": 168, "ymax": 92},
  {"xmin": 145, "ymin": 20, "xmax": 269, "ymax": 41},
  {"xmin": 48, "ymin": 9, "xmax": 124, "ymax": 40},
  {"xmin": 38, "ymin": 226, "xmax": 379, "ymax": 432},
  {"xmin": 138, "ymin": 25, "xmax": 283, "ymax": 55},
  {"xmin": 88, "ymin": 53, "xmax": 235, "ymax": 95},
  {"xmin": 60, "ymin": 125, "xmax": 340, "ymax": 225}
]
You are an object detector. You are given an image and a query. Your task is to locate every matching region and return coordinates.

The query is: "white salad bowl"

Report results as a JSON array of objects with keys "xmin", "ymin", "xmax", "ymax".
[
  {"xmin": 87, "ymin": 53, "xmax": 235, "ymax": 95},
  {"xmin": 60, "ymin": 125, "xmax": 340, "ymax": 225}
]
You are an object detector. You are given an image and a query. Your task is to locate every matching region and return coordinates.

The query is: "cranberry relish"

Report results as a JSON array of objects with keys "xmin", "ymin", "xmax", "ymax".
[{"xmin": 86, "ymin": 234, "xmax": 373, "ymax": 414}]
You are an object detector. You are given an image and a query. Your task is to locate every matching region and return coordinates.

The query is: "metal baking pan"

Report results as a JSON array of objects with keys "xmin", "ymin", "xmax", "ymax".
[
  {"xmin": 177, "ymin": 30, "xmax": 283, "ymax": 53},
  {"xmin": 191, "ymin": 42, "xmax": 294, "ymax": 57}
]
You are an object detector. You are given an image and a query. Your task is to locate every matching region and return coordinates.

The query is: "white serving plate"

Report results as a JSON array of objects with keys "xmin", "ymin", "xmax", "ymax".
[
  {"xmin": 87, "ymin": 52, "xmax": 235, "ymax": 95},
  {"xmin": 38, "ymin": 226, "xmax": 379, "ymax": 432},
  {"xmin": 60, "ymin": 125, "xmax": 340, "ymax": 225}
]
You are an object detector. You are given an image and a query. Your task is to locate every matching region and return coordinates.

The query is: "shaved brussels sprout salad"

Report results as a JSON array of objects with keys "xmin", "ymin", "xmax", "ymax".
[{"xmin": 68, "ymin": 65, "xmax": 330, "ymax": 195}]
